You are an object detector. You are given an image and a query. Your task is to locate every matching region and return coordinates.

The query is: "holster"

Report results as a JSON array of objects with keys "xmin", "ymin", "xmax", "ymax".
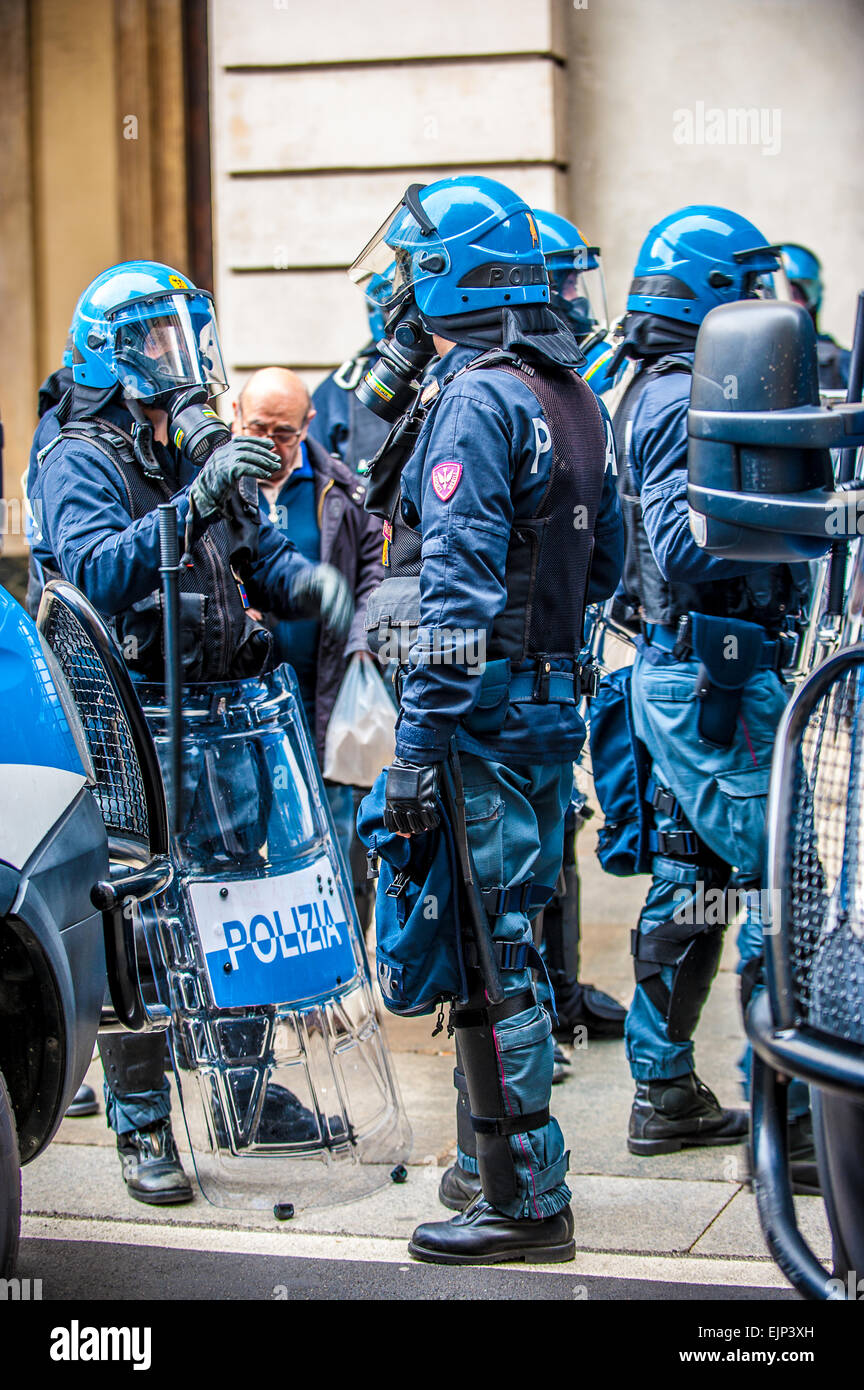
[{"xmin": 689, "ymin": 612, "xmax": 767, "ymax": 748}]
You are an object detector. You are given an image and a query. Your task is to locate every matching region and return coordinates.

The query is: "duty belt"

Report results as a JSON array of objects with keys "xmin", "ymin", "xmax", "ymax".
[
  {"xmin": 645, "ymin": 616, "xmax": 796, "ymax": 672},
  {"xmin": 509, "ymin": 656, "xmax": 601, "ymax": 703},
  {"xmin": 393, "ymin": 654, "xmax": 600, "ymax": 704}
]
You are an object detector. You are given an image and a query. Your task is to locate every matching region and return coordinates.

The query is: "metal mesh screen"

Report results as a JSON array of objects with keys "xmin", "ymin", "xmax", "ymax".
[
  {"xmin": 41, "ymin": 599, "xmax": 149, "ymax": 843},
  {"xmin": 785, "ymin": 658, "xmax": 864, "ymax": 1043}
]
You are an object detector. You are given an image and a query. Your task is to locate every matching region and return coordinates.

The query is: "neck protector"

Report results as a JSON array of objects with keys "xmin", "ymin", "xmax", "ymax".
[
  {"xmin": 422, "ymin": 304, "xmax": 586, "ymax": 370},
  {"xmin": 608, "ymin": 311, "xmax": 698, "ymax": 375}
]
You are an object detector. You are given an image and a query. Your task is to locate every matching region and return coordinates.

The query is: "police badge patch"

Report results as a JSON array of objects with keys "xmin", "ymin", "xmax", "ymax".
[{"xmin": 431, "ymin": 461, "xmax": 463, "ymax": 501}]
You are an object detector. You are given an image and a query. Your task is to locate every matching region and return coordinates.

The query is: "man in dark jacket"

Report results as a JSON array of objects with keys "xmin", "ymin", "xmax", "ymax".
[{"xmin": 234, "ymin": 367, "xmax": 386, "ymax": 867}]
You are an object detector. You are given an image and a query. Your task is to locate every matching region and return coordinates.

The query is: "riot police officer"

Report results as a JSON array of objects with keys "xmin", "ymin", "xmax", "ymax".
[
  {"xmin": 351, "ymin": 177, "xmax": 623, "ymax": 1263},
  {"xmin": 780, "ymin": 243, "xmax": 852, "ymax": 391},
  {"xmin": 431, "ymin": 204, "xmax": 625, "ymax": 1216},
  {"xmin": 29, "ymin": 261, "xmax": 353, "ymax": 1204},
  {"xmin": 609, "ymin": 207, "xmax": 811, "ymax": 1153}
]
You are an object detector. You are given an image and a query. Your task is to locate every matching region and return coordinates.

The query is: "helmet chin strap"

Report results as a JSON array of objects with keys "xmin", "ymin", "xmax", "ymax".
[{"xmin": 125, "ymin": 397, "xmax": 165, "ymax": 478}]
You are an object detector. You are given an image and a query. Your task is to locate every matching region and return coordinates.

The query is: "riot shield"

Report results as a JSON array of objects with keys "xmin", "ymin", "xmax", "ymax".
[{"xmin": 136, "ymin": 666, "xmax": 410, "ymax": 1210}]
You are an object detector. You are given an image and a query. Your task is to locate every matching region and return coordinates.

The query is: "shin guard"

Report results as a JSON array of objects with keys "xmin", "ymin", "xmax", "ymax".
[{"xmin": 451, "ymin": 978, "xmax": 548, "ymax": 1209}]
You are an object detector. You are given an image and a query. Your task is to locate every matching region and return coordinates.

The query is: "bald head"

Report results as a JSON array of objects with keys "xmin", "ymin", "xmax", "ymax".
[
  {"xmin": 234, "ymin": 366, "xmax": 315, "ymax": 482},
  {"xmin": 239, "ymin": 366, "xmax": 310, "ymax": 422}
]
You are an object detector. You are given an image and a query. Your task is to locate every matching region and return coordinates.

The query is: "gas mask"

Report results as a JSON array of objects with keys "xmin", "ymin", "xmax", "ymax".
[{"xmin": 354, "ymin": 300, "xmax": 437, "ymax": 423}]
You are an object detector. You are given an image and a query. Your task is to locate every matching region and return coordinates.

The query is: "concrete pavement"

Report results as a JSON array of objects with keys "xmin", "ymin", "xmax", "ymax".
[{"xmin": 20, "ymin": 822, "xmax": 828, "ymax": 1298}]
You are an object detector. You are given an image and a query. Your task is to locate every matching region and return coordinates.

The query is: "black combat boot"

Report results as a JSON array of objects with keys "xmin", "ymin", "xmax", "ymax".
[
  {"xmin": 410, "ymin": 1195, "xmax": 575, "ymax": 1265},
  {"xmin": 65, "ymin": 1083, "xmax": 98, "ymax": 1117},
  {"xmin": 628, "ymin": 1072, "xmax": 749, "ymax": 1155},
  {"xmin": 117, "ymin": 1119, "xmax": 194, "ymax": 1205},
  {"xmin": 438, "ymin": 1161, "xmax": 483, "ymax": 1212},
  {"xmin": 549, "ymin": 971, "xmax": 626, "ymax": 1042}
]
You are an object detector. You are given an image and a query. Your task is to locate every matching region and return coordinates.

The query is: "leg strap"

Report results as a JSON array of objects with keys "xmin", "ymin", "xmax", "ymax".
[
  {"xmin": 645, "ymin": 779, "xmax": 703, "ymax": 859},
  {"xmin": 470, "ymin": 1107, "xmax": 550, "ymax": 1137},
  {"xmin": 451, "ymin": 979, "xmax": 539, "ymax": 1207},
  {"xmin": 451, "ymin": 987, "xmax": 536, "ymax": 1031},
  {"xmin": 480, "ymin": 881, "xmax": 555, "ymax": 918}
]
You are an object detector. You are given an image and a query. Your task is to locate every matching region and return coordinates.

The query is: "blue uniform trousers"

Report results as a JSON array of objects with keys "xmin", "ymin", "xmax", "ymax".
[
  {"xmin": 625, "ymin": 646, "xmax": 790, "ymax": 1092},
  {"xmin": 453, "ymin": 753, "xmax": 573, "ymax": 1220}
]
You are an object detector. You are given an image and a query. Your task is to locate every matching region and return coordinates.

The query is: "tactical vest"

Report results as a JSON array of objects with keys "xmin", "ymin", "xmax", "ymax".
[
  {"xmin": 42, "ymin": 414, "xmax": 273, "ymax": 682},
  {"xmin": 614, "ymin": 356, "xmax": 805, "ymax": 633},
  {"xmin": 385, "ymin": 355, "xmax": 607, "ymax": 664}
]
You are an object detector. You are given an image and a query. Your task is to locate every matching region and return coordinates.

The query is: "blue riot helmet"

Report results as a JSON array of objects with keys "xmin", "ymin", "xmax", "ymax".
[
  {"xmin": 349, "ymin": 178, "xmax": 549, "ymax": 420},
  {"xmin": 626, "ymin": 206, "xmax": 781, "ymax": 326},
  {"xmin": 533, "ymin": 208, "xmax": 608, "ymax": 340},
  {"xmin": 70, "ymin": 260, "xmax": 229, "ymax": 404},
  {"xmin": 780, "ymin": 243, "xmax": 823, "ymax": 319},
  {"xmin": 349, "ymin": 176, "xmax": 549, "ymax": 323}
]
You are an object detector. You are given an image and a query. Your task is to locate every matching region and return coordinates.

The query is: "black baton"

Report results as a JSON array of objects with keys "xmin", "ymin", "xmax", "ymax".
[
  {"xmin": 158, "ymin": 503, "xmax": 183, "ymax": 834},
  {"xmin": 439, "ymin": 739, "xmax": 505, "ymax": 1005}
]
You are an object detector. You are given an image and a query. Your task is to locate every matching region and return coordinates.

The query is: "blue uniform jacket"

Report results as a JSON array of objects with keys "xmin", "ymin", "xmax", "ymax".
[
  {"xmin": 28, "ymin": 398, "xmax": 310, "ymax": 620},
  {"xmin": 628, "ymin": 359, "xmax": 779, "ymax": 585},
  {"xmin": 394, "ymin": 344, "xmax": 623, "ymax": 767}
]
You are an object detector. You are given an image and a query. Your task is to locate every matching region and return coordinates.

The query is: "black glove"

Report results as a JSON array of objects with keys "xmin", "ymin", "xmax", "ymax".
[
  {"xmin": 289, "ymin": 563, "xmax": 353, "ymax": 641},
  {"xmin": 383, "ymin": 757, "xmax": 440, "ymax": 834},
  {"xmin": 189, "ymin": 436, "xmax": 280, "ymax": 519}
]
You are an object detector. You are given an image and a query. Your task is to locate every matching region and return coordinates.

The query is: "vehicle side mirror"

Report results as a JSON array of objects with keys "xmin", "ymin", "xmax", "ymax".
[{"xmin": 687, "ymin": 300, "xmax": 864, "ymax": 560}]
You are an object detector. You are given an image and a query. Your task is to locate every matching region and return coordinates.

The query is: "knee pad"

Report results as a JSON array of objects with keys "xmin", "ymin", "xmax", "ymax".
[
  {"xmin": 98, "ymin": 1033, "xmax": 169, "ymax": 1098},
  {"xmin": 451, "ymin": 979, "xmax": 548, "ymax": 1209},
  {"xmin": 631, "ymin": 916, "xmax": 725, "ymax": 1043}
]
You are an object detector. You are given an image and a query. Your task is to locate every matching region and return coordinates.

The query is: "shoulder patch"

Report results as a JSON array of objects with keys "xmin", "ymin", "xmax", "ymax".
[{"xmin": 431, "ymin": 461, "xmax": 462, "ymax": 502}]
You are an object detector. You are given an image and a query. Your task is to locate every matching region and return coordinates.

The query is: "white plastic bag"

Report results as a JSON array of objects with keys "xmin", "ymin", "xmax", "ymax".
[{"xmin": 323, "ymin": 656, "xmax": 397, "ymax": 787}]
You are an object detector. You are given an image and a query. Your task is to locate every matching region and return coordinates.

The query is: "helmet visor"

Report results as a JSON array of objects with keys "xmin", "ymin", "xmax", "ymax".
[
  {"xmin": 546, "ymin": 253, "xmax": 608, "ymax": 338},
  {"xmin": 349, "ymin": 193, "xmax": 449, "ymax": 311},
  {"xmin": 108, "ymin": 291, "xmax": 228, "ymax": 401},
  {"xmin": 742, "ymin": 271, "xmax": 777, "ymax": 300}
]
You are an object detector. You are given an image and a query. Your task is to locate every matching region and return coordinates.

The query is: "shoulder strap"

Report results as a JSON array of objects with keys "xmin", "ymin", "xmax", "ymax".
[
  {"xmin": 646, "ymin": 352, "xmax": 693, "ymax": 378},
  {"xmin": 458, "ymin": 347, "xmax": 524, "ymax": 378},
  {"xmin": 53, "ymin": 416, "xmax": 142, "ymax": 515}
]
